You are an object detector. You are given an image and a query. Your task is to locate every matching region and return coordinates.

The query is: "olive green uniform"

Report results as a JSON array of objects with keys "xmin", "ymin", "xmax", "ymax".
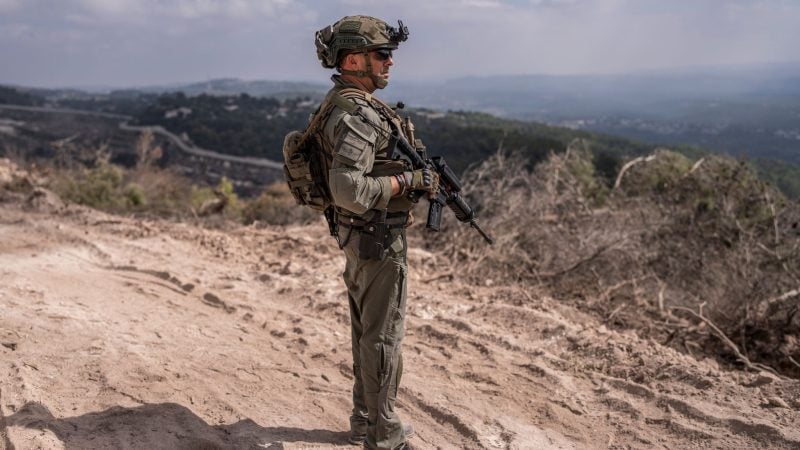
[{"xmin": 320, "ymin": 75, "xmax": 411, "ymax": 450}]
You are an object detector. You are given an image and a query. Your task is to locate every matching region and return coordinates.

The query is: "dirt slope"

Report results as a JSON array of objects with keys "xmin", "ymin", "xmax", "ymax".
[{"xmin": 1, "ymin": 199, "xmax": 799, "ymax": 450}]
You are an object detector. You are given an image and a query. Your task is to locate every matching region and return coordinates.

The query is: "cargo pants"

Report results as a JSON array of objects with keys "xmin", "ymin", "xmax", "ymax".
[{"xmin": 342, "ymin": 227, "xmax": 408, "ymax": 450}]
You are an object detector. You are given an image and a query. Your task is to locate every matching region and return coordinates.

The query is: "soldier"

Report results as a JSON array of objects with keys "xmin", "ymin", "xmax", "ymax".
[{"xmin": 312, "ymin": 15, "xmax": 438, "ymax": 450}]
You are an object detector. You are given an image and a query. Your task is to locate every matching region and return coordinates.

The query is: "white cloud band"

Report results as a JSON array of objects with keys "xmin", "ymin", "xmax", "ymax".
[{"xmin": 73, "ymin": 0, "xmax": 292, "ymax": 21}]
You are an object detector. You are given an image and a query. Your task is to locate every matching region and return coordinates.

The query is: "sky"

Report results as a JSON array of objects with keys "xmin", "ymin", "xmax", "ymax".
[{"xmin": 1, "ymin": 0, "xmax": 799, "ymax": 88}]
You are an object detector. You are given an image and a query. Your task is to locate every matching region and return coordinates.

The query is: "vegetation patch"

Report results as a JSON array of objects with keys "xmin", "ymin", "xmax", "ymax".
[{"xmin": 418, "ymin": 141, "xmax": 800, "ymax": 378}]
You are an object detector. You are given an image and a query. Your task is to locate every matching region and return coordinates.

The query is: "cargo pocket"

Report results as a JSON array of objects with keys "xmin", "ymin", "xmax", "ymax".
[
  {"xmin": 379, "ymin": 343, "xmax": 391, "ymax": 387},
  {"xmin": 388, "ymin": 232, "xmax": 404, "ymax": 255}
]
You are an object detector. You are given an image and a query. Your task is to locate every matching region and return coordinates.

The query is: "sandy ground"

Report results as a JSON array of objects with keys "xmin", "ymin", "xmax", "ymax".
[{"xmin": 1, "ymin": 197, "xmax": 800, "ymax": 450}]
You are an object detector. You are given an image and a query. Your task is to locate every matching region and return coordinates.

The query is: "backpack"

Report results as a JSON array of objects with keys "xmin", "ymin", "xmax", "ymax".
[{"xmin": 282, "ymin": 98, "xmax": 336, "ymax": 212}]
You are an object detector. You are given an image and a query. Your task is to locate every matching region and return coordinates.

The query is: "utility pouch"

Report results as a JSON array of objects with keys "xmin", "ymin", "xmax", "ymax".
[{"xmin": 358, "ymin": 214, "xmax": 390, "ymax": 260}]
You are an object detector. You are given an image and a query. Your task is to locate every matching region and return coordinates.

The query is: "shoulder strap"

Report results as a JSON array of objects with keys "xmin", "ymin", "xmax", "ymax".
[
  {"xmin": 300, "ymin": 92, "xmax": 338, "ymax": 143},
  {"xmin": 331, "ymin": 88, "xmax": 403, "ymax": 130},
  {"xmin": 320, "ymin": 89, "xmax": 408, "ymax": 147},
  {"xmin": 329, "ymin": 88, "xmax": 369, "ymax": 115}
]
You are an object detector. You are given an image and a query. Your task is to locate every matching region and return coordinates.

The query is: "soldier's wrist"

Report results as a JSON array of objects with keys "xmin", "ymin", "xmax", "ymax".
[{"xmin": 392, "ymin": 173, "xmax": 407, "ymax": 198}]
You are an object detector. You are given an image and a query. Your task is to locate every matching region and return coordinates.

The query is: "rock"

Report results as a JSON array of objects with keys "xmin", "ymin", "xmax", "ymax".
[
  {"xmin": 702, "ymin": 357, "xmax": 720, "ymax": 372},
  {"xmin": 26, "ymin": 188, "xmax": 64, "ymax": 212},
  {"xmin": 0, "ymin": 158, "xmax": 21, "ymax": 185},
  {"xmin": 745, "ymin": 371, "xmax": 779, "ymax": 387},
  {"xmin": 764, "ymin": 396, "xmax": 789, "ymax": 408}
]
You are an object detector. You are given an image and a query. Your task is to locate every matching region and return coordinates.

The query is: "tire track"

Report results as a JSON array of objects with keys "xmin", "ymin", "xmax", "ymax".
[
  {"xmin": 403, "ymin": 389, "xmax": 486, "ymax": 449},
  {"xmin": 597, "ymin": 375, "xmax": 800, "ymax": 448}
]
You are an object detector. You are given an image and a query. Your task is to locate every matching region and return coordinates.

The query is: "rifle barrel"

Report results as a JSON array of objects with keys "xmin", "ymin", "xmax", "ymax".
[{"xmin": 470, "ymin": 221, "xmax": 494, "ymax": 245}]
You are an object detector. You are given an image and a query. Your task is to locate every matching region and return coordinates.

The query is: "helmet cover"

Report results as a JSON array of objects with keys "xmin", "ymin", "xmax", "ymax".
[{"xmin": 315, "ymin": 15, "xmax": 408, "ymax": 69}]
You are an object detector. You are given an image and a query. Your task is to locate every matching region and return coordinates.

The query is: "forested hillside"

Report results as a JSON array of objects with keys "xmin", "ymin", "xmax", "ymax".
[
  {"xmin": 3, "ymin": 83, "xmax": 800, "ymax": 198},
  {"xmin": 128, "ymin": 91, "xmax": 658, "ymax": 180}
]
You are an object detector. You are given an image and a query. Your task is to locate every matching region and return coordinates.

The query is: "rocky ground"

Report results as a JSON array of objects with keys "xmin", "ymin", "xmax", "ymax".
[{"xmin": 1, "ymin": 187, "xmax": 800, "ymax": 449}]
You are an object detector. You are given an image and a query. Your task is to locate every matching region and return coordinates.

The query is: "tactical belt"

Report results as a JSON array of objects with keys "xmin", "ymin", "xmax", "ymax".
[{"xmin": 337, "ymin": 212, "xmax": 409, "ymax": 230}]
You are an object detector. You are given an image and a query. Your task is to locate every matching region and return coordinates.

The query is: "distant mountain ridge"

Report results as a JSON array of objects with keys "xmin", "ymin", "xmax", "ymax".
[{"xmin": 141, "ymin": 78, "xmax": 328, "ymax": 100}]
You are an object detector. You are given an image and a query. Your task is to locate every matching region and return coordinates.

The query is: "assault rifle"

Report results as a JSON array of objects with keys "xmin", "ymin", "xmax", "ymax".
[
  {"xmin": 389, "ymin": 133, "xmax": 494, "ymax": 245},
  {"xmin": 336, "ymin": 91, "xmax": 492, "ymax": 244}
]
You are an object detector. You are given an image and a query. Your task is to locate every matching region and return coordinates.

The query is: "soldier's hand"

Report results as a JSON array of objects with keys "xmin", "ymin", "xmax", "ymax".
[{"xmin": 404, "ymin": 168, "xmax": 439, "ymax": 194}]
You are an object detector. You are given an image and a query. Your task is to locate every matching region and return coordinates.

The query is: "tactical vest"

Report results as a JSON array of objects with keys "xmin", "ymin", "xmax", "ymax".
[{"xmin": 282, "ymin": 87, "xmax": 415, "ymax": 214}]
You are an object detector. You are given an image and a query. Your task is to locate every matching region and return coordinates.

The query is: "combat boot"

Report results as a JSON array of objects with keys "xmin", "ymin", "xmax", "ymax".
[{"xmin": 348, "ymin": 424, "xmax": 415, "ymax": 446}]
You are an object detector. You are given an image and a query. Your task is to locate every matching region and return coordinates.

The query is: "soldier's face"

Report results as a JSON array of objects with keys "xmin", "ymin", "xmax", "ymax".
[
  {"xmin": 341, "ymin": 50, "xmax": 394, "ymax": 91},
  {"xmin": 368, "ymin": 50, "xmax": 393, "ymax": 83}
]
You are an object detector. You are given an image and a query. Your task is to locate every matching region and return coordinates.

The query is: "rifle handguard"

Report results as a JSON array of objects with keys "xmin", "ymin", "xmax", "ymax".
[{"xmin": 384, "ymin": 128, "xmax": 493, "ymax": 245}]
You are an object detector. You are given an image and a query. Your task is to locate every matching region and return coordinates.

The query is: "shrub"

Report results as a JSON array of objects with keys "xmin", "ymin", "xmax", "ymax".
[
  {"xmin": 429, "ymin": 146, "xmax": 800, "ymax": 377},
  {"xmin": 51, "ymin": 162, "xmax": 196, "ymax": 216},
  {"xmin": 616, "ymin": 149, "xmax": 694, "ymax": 197},
  {"xmin": 241, "ymin": 182, "xmax": 319, "ymax": 225},
  {"xmin": 124, "ymin": 183, "xmax": 146, "ymax": 207},
  {"xmin": 59, "ymin": 163, "xmax": 126, "ymax": 211}
]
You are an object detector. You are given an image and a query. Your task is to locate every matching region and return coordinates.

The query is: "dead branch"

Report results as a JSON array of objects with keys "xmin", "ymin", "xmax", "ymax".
[
  {"xmin": 422, "ymin": 272, "xmax": 454, "ymax": 283},
  {"xmin": 670, "ymin": 305, "xmax": 787, "ymax": 379},
  {"xmin": 657, "ymin": 284, "xmax": 666, "ymax": 313},
  {"xmin": 613, "ymin": 155, "xmax": 656, "ymax": 190},
  {"xmin": 688, "ymin": 157, "xmax": 706, "ymax": 175},
  {"xmin": 763, "ymin": 190, "xmax": 779, "ymax": 245},
  {"xmin": 607, "ymin": 304, "xmax": 626, "ymax": 321},
  {"xmin": 789, "ymin": 355, "xmax": 800, "ymax": 370},
  {"xmin": 517, "ymin": 287, "xmax": 535, "ymax": 303},
  {"xmin": 759, "ymin": 288, "xmax": 800, "ymax": 317},
  {"xmin": 598, "ymin": 276, "xmax": 652, "ymax": 303},
  {"xmin": 541, "ymin": 239, "xmax": 624, "ymax": 279}
]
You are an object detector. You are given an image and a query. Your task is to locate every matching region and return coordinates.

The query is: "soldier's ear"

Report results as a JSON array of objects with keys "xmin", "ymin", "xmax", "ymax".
[{"xmin": 341, "ymin": 52, "xmax": 364, "ymax": 70}]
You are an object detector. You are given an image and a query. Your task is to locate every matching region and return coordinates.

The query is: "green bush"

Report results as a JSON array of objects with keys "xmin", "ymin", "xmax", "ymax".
[
  {"xmin": 241, "ymin": 183, "xmax": 319, "ymax": 225},
  {"xmin": 61, "ymin": 163, "xmax": 126, "ymax": 211},
  {"xmin": 564, "ymin": 141, "xmax": 609, "ymax": 206},
  {"xmin": 618, "ymin": 149, "xmax": 693, "ymax": 197},
  {"xmin": 52, "ymin": 163, "xmax": 195, "ymax": 216},
  {"xmin": 124, "ymin": 183, "xmax": 146, "ymax": 207}
]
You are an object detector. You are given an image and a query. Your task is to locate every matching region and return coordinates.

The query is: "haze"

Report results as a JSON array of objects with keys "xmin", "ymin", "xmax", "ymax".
[{"xmin": 1, "ymin": 0, "xmax": 799, "ymax": 88}]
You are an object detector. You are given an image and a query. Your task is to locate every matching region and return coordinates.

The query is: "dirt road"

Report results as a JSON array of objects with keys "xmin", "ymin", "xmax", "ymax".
[{"xmin": 1, "ymin": 199, "xmax": 799, "ymax": 449}]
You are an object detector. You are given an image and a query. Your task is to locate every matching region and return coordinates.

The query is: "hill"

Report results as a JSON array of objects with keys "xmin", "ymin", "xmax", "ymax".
[
  {"xmin": 4, "ymin": 83, "xmax": 800, "ymax": 199},
  {"xmin": 2, "ymin": 158, "xmax": 800, "ymax": 449}
]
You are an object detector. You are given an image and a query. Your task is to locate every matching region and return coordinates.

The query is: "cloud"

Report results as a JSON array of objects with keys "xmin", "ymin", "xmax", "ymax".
[
  {"xmin": 0, "ymin": 0, "xmax": 20, "ymax": 14},
  {"xmin": 1, "ymin": 0, "xmax": 799, "ymax": 87},
  {"xmin": 76, "ymin": 0, "xmax": 140, "ymax": 16},
  {"xmin": 463, "ymin": 0, "xmax": 503, "ymax": 8},
  {"xmin": 0, "ymin": 22, "xmax": 29, "ymax": 38},
  {"xmin": 72, "ymin": 0, "xmax": 295, "ymax": 21}
]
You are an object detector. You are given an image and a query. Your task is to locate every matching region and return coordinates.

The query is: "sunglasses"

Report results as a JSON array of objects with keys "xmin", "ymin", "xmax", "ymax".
[{"xmin": 372, "ymin": 49, "xmax": 393, "ymax": 61}]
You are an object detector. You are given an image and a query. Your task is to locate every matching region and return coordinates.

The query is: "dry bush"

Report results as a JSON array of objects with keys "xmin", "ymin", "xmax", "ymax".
[
  {"xmin": 127, "ymin": 167, "xmax": 193, "ymax": 216},
  {"xmin": 627, "ymin": 154, "xmax": 800, "ymax": 375},
  {"xmin": 431, "ymin": 143, "xmax": 800, "ymax": 377},
  {"xmin": 423, "ymin": 139, "xmax": 622, "ymax": 282}
]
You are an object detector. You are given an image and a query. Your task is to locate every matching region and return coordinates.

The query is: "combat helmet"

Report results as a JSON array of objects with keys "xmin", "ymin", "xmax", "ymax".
[{"xmin": 315, "ymin": 15, "xmax": 408, "ymax": 88}]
